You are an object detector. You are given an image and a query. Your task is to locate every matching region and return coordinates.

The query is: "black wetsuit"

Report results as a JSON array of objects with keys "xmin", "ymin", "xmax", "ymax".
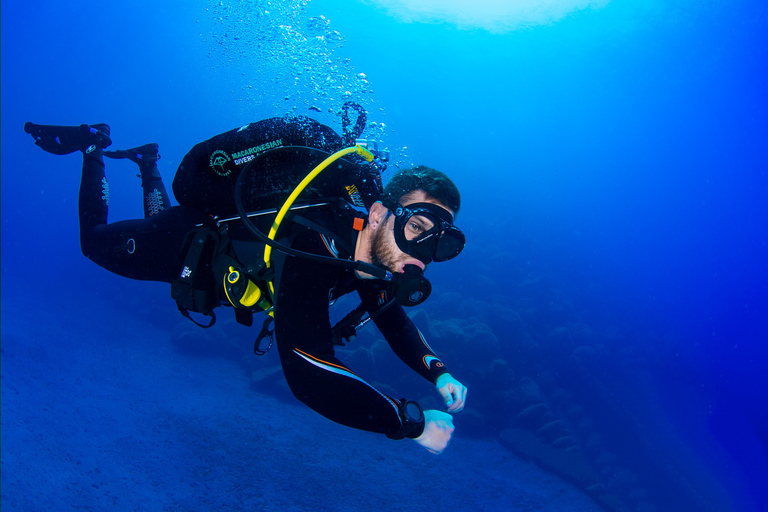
[
  {"xmin": 271, "ymin": 208, "xmax": 449, "ymax": 436},
  {"xmin": 78, "ymin": 142, "xmax": 210, "ymax": 282},
  {"xmin": 76, "ymin": 120, "xmax": 450, "ymax": 438}
]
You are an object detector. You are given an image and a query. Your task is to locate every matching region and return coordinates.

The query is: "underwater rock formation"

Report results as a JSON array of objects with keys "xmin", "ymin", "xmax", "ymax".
[{"xmin": 498, "ymin": 428, "xmax": 627, "ymax": 512}]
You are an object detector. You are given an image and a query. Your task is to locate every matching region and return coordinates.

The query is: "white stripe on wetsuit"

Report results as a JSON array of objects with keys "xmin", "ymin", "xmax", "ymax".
[{"xmin": 292, "ymin": 349, "xmax": 400, "ymax": 417}]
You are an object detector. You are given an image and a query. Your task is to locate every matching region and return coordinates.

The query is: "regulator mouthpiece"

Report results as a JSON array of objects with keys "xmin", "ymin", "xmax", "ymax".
[{"xmin": 394, "ymin": 264, "xmax": 431, "ymax": 307}]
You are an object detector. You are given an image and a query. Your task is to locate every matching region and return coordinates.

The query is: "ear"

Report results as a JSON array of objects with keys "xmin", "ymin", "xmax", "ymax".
[{"xmin": 368, "ymin": 201, "xmax": 388, "ymax": 229}]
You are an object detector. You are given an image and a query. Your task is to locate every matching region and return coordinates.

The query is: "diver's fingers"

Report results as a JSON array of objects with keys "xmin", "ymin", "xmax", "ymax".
[
  {"xmin": 446, "ymin": 394, "xmax": 464, "ymax": 412},
  {"xmin": 445, "ymin": 385, "xmax": 465, "ymax": 412}
]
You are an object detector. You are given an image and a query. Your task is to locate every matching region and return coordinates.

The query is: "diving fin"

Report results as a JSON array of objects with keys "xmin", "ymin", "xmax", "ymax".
[
  {"xmin": 103, "ymin": 143, "xmax": 160, "ymax": 165},
  {"xmin": 24, "ymin": 122, "xmax": 112, "ymax": 155}
]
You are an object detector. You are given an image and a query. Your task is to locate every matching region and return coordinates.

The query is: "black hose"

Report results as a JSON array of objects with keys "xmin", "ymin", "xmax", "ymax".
[
  {"xmin": 341, "ymin": 102, "xmax": 367, "ymax": 144},
  {"xmin": 233, "ymin": 159, "xmax": 391, "ymax": 280}
]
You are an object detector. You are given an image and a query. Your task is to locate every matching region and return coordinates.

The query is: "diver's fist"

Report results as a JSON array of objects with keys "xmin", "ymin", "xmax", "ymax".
[
  {"xmin": 413, "ymin": 410, "xmax": 454, "ymax": 454},
  {"xmin": 436, "ymin": 373, "xmax": 468, "ymax": 412}
]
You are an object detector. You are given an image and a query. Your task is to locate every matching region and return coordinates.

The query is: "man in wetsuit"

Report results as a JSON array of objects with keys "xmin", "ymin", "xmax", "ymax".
[{"xmin": 25, "ymin": 118, "xmax": 468, "ymax": 454}]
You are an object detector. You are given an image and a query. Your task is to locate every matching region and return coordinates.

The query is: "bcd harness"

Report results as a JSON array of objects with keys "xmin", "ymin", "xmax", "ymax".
[{"xmin": 170, "ymin": 143, "xmax": 384, "ymax": 355}]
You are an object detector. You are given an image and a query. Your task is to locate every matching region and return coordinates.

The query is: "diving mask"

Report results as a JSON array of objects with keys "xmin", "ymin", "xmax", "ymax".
[{"xmin": 389, "ymin": 201, "xmax": 465, "ymax": 264}]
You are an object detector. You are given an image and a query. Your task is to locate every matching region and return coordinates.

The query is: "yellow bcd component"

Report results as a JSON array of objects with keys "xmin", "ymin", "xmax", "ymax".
[
  {"xmin": 224, "ymin": 265, "xmax": 263, "ymax": 308},
  {"xmin": 262, "ymin": 145, "xmax": 374, "ymax": 298},
  {"xmin": 239, "ymin": 278, "xmax": 263, "ymax": 308}
]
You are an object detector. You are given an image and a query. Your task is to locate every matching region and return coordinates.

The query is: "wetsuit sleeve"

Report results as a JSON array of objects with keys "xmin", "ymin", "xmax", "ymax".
[
  {"xmin": 360, "ymin": 286, "xmax": 450, "ymax": 384},
  {"xmin": 273, "ymin": 231, "xmax": 418, "ymax": 437}
]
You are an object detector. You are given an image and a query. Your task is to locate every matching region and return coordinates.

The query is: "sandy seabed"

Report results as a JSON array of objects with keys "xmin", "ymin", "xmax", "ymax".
[{"xmin": 1, "ymin": 293, "xmax": 601, "ymax": 512}]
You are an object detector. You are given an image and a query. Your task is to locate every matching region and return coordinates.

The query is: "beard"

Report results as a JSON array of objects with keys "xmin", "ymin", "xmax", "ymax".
[{"xmin": 370, "ymin": 225, "xmax": 400, "ymax": 273}]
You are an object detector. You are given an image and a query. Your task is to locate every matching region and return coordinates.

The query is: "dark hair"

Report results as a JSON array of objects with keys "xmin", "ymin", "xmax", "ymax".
[{"xmin": 380, "ymin": 165, "xmax": 461, "ymax": 215}]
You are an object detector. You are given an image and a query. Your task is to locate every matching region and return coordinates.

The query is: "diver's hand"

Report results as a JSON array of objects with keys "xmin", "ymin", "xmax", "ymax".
[
  {"xmin": 413, "ymin": 410, "xmax": 454, "ymax": 454},
  {"xmin": 436, "ymin": 373, "xmax": 467, "ymax": 412}
]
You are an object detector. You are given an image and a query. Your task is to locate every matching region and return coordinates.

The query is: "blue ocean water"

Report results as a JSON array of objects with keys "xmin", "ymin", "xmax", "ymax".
[{"xmin": 2, "ymin": 1, "xmax": 766, "ymax": 511}]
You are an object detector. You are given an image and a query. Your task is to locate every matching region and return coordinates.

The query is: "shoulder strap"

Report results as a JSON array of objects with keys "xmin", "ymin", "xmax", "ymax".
[
  {"xmin": 177, "ymin": 304, "xmax": 217, "ymax": 328},
  {"xmin": 290, "ymin": 206, "xmax": 364, "ymax": 258}
]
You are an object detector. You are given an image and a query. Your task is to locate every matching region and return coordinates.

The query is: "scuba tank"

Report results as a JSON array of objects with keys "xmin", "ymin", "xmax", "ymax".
[
  {"xmin": 172, "ymin": 102, "xmax": 379, "ymax": 217},
  {"xmin": 172, "ymin": 116, "xmax": 345, "ymax": 217}
]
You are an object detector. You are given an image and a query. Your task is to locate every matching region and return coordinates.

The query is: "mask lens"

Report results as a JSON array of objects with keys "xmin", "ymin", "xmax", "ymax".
[
  {"xmin": 433, "ymin": 225, "xmax": 465, "ymax": 261},
  {"xmin": 403, "ymin": 213, "xmax": 436, "ymax": 241},
  {"xmin": 393, "ymin": 202, "xmax": 465, "ymax": 264}
]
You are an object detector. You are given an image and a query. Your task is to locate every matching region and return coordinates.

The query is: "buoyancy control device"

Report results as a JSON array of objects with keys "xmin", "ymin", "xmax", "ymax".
[{"xmin": 169, "ymin": 106, "xmax": 391, "ymax": 351}]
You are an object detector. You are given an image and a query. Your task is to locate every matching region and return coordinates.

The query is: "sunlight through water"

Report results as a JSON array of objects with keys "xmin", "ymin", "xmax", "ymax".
[{"xmin": 362, "ymin": 0, "xmax": 610, "ymax": 32}]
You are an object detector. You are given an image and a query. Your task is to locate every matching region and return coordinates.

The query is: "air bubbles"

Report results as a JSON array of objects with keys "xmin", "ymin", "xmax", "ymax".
[
  {"xmin": 202, "ymin": 0, "xmax": 389, "ymax": 142},
  {"xmin": 307, "ymin": 15, "xmax": 331, "ymax": 36}
]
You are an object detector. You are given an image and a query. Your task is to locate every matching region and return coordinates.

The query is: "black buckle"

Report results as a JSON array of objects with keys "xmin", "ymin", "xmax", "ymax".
[{"xmin": 254, "ymin": 316, "xmax": 275, "ymax": 356}]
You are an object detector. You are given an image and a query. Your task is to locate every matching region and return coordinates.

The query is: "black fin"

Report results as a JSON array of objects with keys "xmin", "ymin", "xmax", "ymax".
[{"xmin": 24, "ymin": 122, "xmax": 111, "ymax": 154}]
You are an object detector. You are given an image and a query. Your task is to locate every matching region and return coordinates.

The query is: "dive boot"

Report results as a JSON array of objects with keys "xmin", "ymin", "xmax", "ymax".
[{"xmin": 24, "ymin": 122, "xmax": 112, "ymax": 155}]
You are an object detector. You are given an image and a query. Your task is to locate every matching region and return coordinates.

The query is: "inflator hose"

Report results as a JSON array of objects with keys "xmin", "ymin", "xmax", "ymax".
[{"xmin": 233, "ymin": 145, "xmax": 392, "ymax": 300}]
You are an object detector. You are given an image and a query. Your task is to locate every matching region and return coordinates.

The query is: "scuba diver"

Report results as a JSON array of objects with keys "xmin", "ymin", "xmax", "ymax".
[{"xmin": 24, "ymin": 107, "xmax": 468, "ymax": 455}]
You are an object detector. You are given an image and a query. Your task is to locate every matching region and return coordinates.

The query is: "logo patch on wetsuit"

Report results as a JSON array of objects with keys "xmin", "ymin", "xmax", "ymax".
[
  {"xmin": 145, "ymin": 189, "xmax": 165, "ymax": 217},
  {"xmin": 101, "ymin": 177, "xmax": 110, "ymax": 205},
  {"xmin": 424, "ymin": 355, "xmax": 444, "ymax": 369},
  {"xmin": 209, "ymin": 150, "xmax": 232, "ymax": 176}
]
